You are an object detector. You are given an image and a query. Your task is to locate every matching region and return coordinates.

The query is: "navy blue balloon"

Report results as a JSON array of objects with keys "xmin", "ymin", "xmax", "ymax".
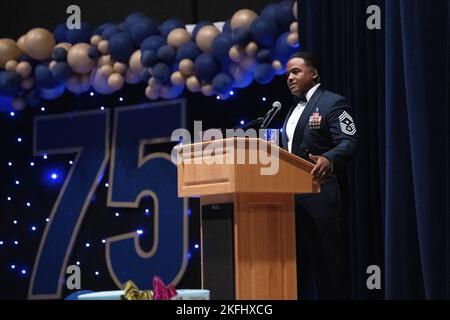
[
  {"xmin": 231, "ymin": 28, "xmax": 251, "ymax": 46},
  {"xmin": 141, "ymin": 50, "xmax": 158, "ymax": 68},
  {"xmin": 274, "ymin": 32, "xmax": 298, "ymax": 63},
  {"xmin": 67, "ymin": 23, "xmax": 93, "ymax": 44},
  {"xmin": 88, "ymin": 45, "xmax": 101, "ymax": 59},
  {"xmin": 18, "ymin": 54, "xmax": 34, "ymax": 63},
  {"xmin": 34, "ymin": 65, "xmax": 59, "ymax": 89},
  {"xmin": 140, "ymin": 35, "xmax": 165, "ymax": 52},
  {"xmin": 52, "ymin": 47, "xmax": 68, "ymax": 62},
  {"xmin": 159, "ymin": 19, "xmax": 185, "ymax": 39},
  {"xmin": 194, "ymin": 53, "xmax": 221, "ymax": 83},
  {"xmin": 212, "ymin": 73, "xmax": 233, "ymax": 95},
  {"xmin": 108, "ymin": 32, "xmax": 135, "ymax": 62},
  {"xmin": 254, "ymin": 63, "xmax": 275, "ymax": 84},
  {"xmin": 53, "ymin": 23, "xmax": 68, "ymax": 43},
  {"xmin": 0, "ymin": 71, "xmax": 22, "ymax": 96},
  {"xmin": 25, "ymin": 88, "xmax": 41, "ymax": 107},
  {"xmin": 211, "ymin": 32, "xmax": 233, "ymax": 64},
  {"xmin": 192, "ymin": 21, "xmax": 213, "ymax": 40},
  {"xmin": 130, "ymin": 18, "xmax": 161, "ymax": 46},
  {"xmin": 275, "ymin": 1, "xmax": 295, "ymax": 31},
  {"xmin": 140, "ymin": 68, "xmax": 151, "ymax": 82},
  {"xmin": 176, "ymin": 42, "xmax": 200, "ymax": 62},
  {"xmin": 102, "ymin": 25, "xmax": 122, "ymax": 40},
  {"xmin": 250, "ymin": 17, "xmax": 281, "ymax": 48},
  {"xmin": 51, "ymin": 62, "xmax": 72, "ymax": 81},
  {"xmin": 256, "ymin": 48, "xmax": 272, "ymax": 63},
  {"xmin": 222, "ymin": 20, "xmax": 232, "ymax": 33},
  {"xmin": 152, "ymin": 63, "xmax": 171, "ymax": 84},
  {"xmin": 93, "ymin": 23, "xmax": 116, "ymax": 36},
  {"xmin": 123, "ymin": 12, "xmax": 148, "ymax": 32},
  {"xmin": 65, "ymin": 290, "xmax": 95, "ymax": 300},
  {"xmin": 260, "ymin": 3, "xmax": 279, "ymax": 21},
  {"xmin": 157, "ymin": 45, "xmax": 176, "ymax": 65}
]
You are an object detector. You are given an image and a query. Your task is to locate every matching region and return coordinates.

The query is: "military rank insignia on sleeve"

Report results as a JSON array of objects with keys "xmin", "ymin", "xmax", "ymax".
[
  {"xmin": 309, "ymin": 109, "xmax": 322, "ymax": 129},
  {"xmin": 339, "ymin": 111, "xmax": 356, "ymax": 135}
]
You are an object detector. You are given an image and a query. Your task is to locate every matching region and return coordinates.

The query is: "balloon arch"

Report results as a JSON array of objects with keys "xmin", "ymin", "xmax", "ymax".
[{"xmin": 0, "ymin": 1, "xmax": 298, "ymax": 111}]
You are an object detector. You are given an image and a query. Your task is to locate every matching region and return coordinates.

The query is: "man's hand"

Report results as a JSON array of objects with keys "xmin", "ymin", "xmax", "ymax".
[{"xmin": 309, "ymin": 154, "xmax": 332, "ymax": 184}]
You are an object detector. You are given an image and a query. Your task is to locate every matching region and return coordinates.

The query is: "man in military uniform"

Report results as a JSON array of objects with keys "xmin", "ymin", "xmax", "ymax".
[{"xmin": 281, "ymin": 52, "xmax": 357, "ymax": 299}]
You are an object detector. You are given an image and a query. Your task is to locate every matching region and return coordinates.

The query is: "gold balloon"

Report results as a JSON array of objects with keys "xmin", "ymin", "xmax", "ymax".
[
  {"xmin": 167, "ymin": 28, "xmax": 191, "ymax": 48},
  {"xmin": 125, "ymin": 70, "xmax": 141, "ymax": 84},
  {"xmin": 129, "ymin": 50, "xmax": 143, "ymax": 74},
  {"xmin": 196, "ymin": 25, "xmax": 220, "ymax": 52},
  {"xmin": 240, "ymin": 56, "xmax": 256, "ymax": 71},
  {"xmin": 170, "ymin": 71, "xmax": 185, "ymax": 86},
  {"xmin": 98, "ymin": 64, "xmax": 113, "ymax": 76},
  {"xmin": 178, "ymin": 59, "xmax": 194, "ymax": 76},
  {"xmin": 21, "ymin": 77, "xmax": 35, "ymax": 90},
  {"xmin": 12, "ymin": 97, "xmax": 26, "ymax": 111},
  {"xmin": 145, "ymin": 85, "xmax": 159, "ymax": 100},
  {"xmin": 245, "ymin": 42, "xmax": 258, "ymax": 57},
  {"xmin": 98, "ymin": 54, "xmax": 113, "ymax": 67},
  {"xmin": 24, "ymin": 28, "xmax": 55, "ymax": 60},
  {"xmin": 113, "ymin": 62, "xmax": 127, "ymax": 74},
  {"xmin": 0, "ymin": 38, "xmax": 21, "ymax": 68},
  {"xmin": 49, "ymin": 60, "xmax": 57, "ymax": 70},
  {"xmin": 287, "ymin": 32, "xmax": 299, "ymax": 48},
  {"xmin": 230, "ymin": 9, "xmax": 258, "ymax": 30},
  {"xmin": 5, "ymin": 60, "xmax": 18, "ymax": 71},
  {"xmin": 107, "ymin": 73, "xmax": 125, "ymax": 91},
  {"xmin": 91, "ymin": 69, "xmax": 115, "ymax": 95},
  {"xmin": 186, "ymin": 75, "xmax": 200, "ymax": 92},
  {"xmin": 55, "ymin": 42, "xmax": 72, "ymax": 51},
  {"xmin": 148, "ymin": 77, "xmax": 161, "ymax": 91},
  {"xmin": 200, "ymin": 84, "xmax": 214, "ymax": 96},
  {"xmin": 290, "ymin": 21, "xmax": 298, "ymax": 33},
  {"xmin": 229, "ymin": 45, "xmax": 244, "ymax": 62},
  {"xmin": 67, "ymin": 43, "xmax": 96, "ymax": 74},
  {"xmin": 98, "ymin": 40, "xmax": 109, "ymax": 54},
  {"xmin": 17, "ymin": 36, "xmax": 26, "ymax": 52},
  {"xmin": 91, "ymin": 35, "xmax": 102, "ymax": 46},
  {"xmin": 272, "ymin": 60, "xmax": 283, "ymax": 70}
]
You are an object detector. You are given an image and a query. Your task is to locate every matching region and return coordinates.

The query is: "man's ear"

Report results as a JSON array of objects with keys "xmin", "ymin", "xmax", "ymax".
[{"xmin": 312, "ymin": 69, "xmax": 318, "ymax": 79}]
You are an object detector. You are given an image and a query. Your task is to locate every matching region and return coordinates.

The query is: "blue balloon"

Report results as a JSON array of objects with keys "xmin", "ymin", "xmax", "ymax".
[
  {"xmin": 140, "ymin": 68, "xmax": 151, "ymax": 82},
  {"xmin": 222, "ymin": 20, "xmax": 232, "ymax": 33},
  {"xmin": 256, "ymin": 49, "xmax": 272, "ymax": 63},
  {"xmin": 211, "ymin": 32, "xmax": 233, "ymax": 65},
  {"xmin": 274, "ymin": 32, "xmax": 298, "ymax": 63},
  {"xmin": 231, "ymin": 28, "xmax": 251, "ymax": 46},
  {"xmin": 18, "ymin": 54, "xmax": 34, "ymax": 63},
  {"xmin": 88, "ymin": 45, "xmax": 101, "ymax": 59},
  {"xmin": 34, "ymin": 65, "xmax": 59, "ymax": 89},
  {"xmin": 108, "ymin": 32, "xmax": 135, "ymax": 62},
  {"xmin": 25, "ymin": 88, "xmax": 41, "ymax": 106},
  {"xmin": 140, "ymin": 35, "xmax": 165, "ymax": 52},
  {"xmin": 141, "ymin": 50, "xmax": 158, "ymax": 68},
  {"xmin": 53, "ymin": 23, "xmax": 68, "ymax": 43},
  {"xmin": 51, "ymin": 62, "xmax": 72, "ymax": 81},
  {"xmin": 254, "ymin": 63, "xmax": 275, "ymax": 84},
  {"xmin": 0, "ymin": 94, "xmax": 13, "ymax": 111},
  {"xmin": 192, "ymin": 21, "xmax": 213, "ymax": 40},
  {"xmin": 194, "ymin": 53, "xmax": 221, "ymax": 83},
  {"xmin": 65, "ymin": 290, "xmax": 95, "ymax": 300},
  {"xmin": 130, "ymin": 18, "xmax": 161, "ymax": 46},
  {"xmin": 250, "ymin": 17, "xmax": 281, "ymax": 48},
  {"xmin": 102, "ymin": 25, "xmax": 122, "ymax": 40},
  {"xmin": 233, "ymin": 70, "xmax": 253, "ymax": 88},
  {"xmin": 52, "ymin": 47, "xmax": 68, "ymax": 62},
  {"xmin": 0, "ymin": 71, "xmax": 22, "ymax": 96},
  {"xmin": 212, "ymin": 73, "xmax": 233, "ymax": 95},
  {"xmin": 40, "ymin": 82, "xmax": 67, "ymax": 100},
  {"xmin": 152, "ymin": 63, "xmax": 171, "ymax": 84},
  {"xmin": 260, "ymin": 3, "xmax": 279, "ymax": 21},
  {"xmin": 93, "ymin": 23, "xmax": 116, "ymax": 36},
  {"xmin": 159, "ymin": 19, "xmax": 185, "ymax": 39},
  {"xmin": 67, "ymin": 23, "xmax": 93, "ymax": 44},
  {"xmin": 176, "ymin": 42, "xmax": 200, "ymax": 62},
  {"xmin": 275, "ymin": 1, "xmax": 295, "ymax": 31},
  {"xmin": 123, "ymin": 12, "xmax": 148, "ymax": 32},
  {"xmin": 157, "ymin": 45, "xmax": 176, "ymax": 65}
]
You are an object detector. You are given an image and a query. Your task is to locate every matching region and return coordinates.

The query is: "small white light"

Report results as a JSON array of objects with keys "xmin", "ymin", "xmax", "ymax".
[
  {"xmin": 100, "ymin": 106, "xmax": 105, "ymax": 111},
  {"xmin": 13, "ymin": 220, "xmax": 18, "ymax": 224},
  {"xmin": 115, "ymin": 212, "xmax": 120, "ymax": 217},
  {"xmin": 10, "ymin": 112, "xmax": 15, "ymax": 117},
  {"xmin": 26, "ymin": 202, "xmax": 31, "ymax": 207},
  {"xmin": 90, "ymin": 92, "xmax": 95, "ymax": 96},
  {"xmin": 41, "ymin": 107, "xmax": 46, "ymax": 112},
  {"xmin": 104, "ymin": 183, "xmax": 109, "ymax": 188},
  {"xmin": 0, "ymin": 241, "xmax": 4, "ymax": 245},
  {"xmin": 262, "ymin": 97, "xmax": 267, "ymax": 101},
  {"xmin": 17, "ymin": 137, "xmax": 22, "ymax": 142},
  {"xmin": 95, "ymin": 271, "xmax": 99, "ymax": 276},
  {"xmin": 7, "ymin": 196, "xmax": 11, "ymax": 201},
  {"xmin": 15, "ymin": 180, "xmax": 19, "ymax": 185},
  {"xmin": 194, "ymin": 244, "xmax": 199, "ymax": 249},
  {"xmin": 69, "ymin": 160, "xmax": 73, "ymax": 165},
  {"xmin": 51, "ymin": 173, "xmax": 58, "ymax": 180},
  {"xmin": 240, "ymin": 120, "xmax": 244, "ymax": 125},
  {"xmin": 8, "ymin": 162, "xmax": 12, "ymax": 166},
  {"xmin": 31, "ymin": 226, "xmax": 37, "ymax": 231},
  {"xmin": 85, "ymin": 243, "xmax": 90, "ymax": 248},
  {"xmin": 137, "ymin": 229, "xmax": 143, "ymax": 235},
  {"xmin": 11, "ymin": 265, "xmax": 16, "ymax": 269},
  {"xmin": 43, "ymin": 154, "xmax": 48, "ymax": 159},
  {"xmin": 14, "ymin": 241, "xmax": 19, "ymax": 245},
  {"xmin": 145, "ymin": 209, "xmax": 149, "ymax": 213},
  {"xmin": 76, "ymin": 261, "xmax": 80, "ymax": 266},
  {"xmin": 229, "ymin": 90, "xmax": 234, "ymax": 96},
  {"xmin": 21, "ymin": 269, "xmax": 26, "ymax": 275},
  {"xmin": 45, "ymin": 218, "xmax": 50, "ymax": 222},
  {"xmin": 102, "ymin": 239, "xmax": 106, "ymax": 244},
  {"xmin": 119, "ymin": 97, "xmax": 124, "ymax": 102},
  {"xmin": 30, "ymin": 162, "xmax": 35, "ymax": 166},
  {"xmin": 216, "ymin": 96, "xmax": 220, "ymax": 100}
]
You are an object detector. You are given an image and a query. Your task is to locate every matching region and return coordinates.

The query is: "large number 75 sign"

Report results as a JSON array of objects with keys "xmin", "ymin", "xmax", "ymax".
[{"xmin": 28, "ymin": 100, "xmax": 188, "ymax": 299}]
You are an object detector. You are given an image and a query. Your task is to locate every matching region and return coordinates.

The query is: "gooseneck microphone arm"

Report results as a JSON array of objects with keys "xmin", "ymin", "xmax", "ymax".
[{"xmin": 260, "ymin": 101, "xmax": 282, "ymax": 129}]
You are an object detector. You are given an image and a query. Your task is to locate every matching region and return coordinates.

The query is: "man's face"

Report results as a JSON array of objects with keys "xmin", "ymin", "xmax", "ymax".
[{"xmin": 286, "ymin": 57, "xmax": 317, "ymax": 97}]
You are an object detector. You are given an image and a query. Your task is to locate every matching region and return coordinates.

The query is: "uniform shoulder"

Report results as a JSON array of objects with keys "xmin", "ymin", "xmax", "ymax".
[{"xmin": 320, "ymin": 89, "xmax": 348, "ymax": 104}]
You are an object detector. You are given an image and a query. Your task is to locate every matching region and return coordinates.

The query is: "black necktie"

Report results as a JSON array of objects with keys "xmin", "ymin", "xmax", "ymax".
[{"xmin": 298, "ymin": 94, "xmax": 307, "ymax": 103}]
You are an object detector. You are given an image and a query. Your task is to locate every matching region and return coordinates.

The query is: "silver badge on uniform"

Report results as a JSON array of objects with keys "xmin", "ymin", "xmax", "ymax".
[{"xmin": 339, "ymin": 111, "xmax": 356, "ymax": 135}]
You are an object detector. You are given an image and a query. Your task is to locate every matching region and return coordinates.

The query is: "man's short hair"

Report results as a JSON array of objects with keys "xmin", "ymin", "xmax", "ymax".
[{"xmin": 288, "ymin": 51, "xmax": 321, "ymax": 83}]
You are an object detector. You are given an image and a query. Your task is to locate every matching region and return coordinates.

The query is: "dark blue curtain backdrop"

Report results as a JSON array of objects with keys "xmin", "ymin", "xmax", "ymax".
[{"xmin": 298, "ymin": 0, "xmax": 449, "ymax": 299}]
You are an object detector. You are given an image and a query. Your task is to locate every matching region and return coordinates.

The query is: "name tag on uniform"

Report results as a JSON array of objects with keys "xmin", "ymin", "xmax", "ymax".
[{"xmin": 308, "ymin": 109, "xmax": 322, "ymax": 129}]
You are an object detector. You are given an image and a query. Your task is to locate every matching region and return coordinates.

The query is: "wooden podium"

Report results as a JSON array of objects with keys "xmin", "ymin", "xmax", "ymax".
[{"xmin": 176, "ymin": 138, "xmax": 318, "ymax": 300}]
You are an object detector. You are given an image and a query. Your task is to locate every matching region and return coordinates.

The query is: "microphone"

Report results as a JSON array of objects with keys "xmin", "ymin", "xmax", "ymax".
[{"xmin": 260, "ymin": 101, "xmax": 282, "ymax": 129}]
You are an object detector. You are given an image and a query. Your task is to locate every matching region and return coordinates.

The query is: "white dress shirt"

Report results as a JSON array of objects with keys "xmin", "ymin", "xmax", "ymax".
[{"xmin": 286, "ymin": 83, "xmax": 321, "ymax": 152}]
